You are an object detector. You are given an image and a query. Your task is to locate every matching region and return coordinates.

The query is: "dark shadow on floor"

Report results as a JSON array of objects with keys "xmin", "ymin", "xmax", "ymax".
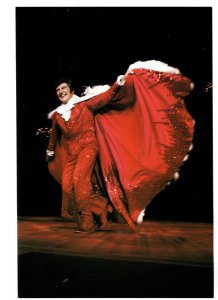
[{"xmin": 18, "ymin": 252, "xmax": 213, "ymax": 298}]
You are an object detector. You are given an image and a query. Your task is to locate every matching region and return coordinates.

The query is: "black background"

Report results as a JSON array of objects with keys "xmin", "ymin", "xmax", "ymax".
[{"xmin": 16, "ymin": 7, "xmax": 213, "ymax": 222}]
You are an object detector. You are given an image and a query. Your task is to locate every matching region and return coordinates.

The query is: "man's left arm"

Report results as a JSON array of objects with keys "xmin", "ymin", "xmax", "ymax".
[{"xmin": 86, "ymin": 75, "xmax": 127, "ymax": 111}]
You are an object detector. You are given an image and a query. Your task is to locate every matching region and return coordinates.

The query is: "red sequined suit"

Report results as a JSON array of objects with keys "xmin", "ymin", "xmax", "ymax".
[
  {"xmin": 48, "ymin": 70, "xmax": 194, "ymax": 228},
  {"xmin": 47, "ymin": 81, "xmax": 122, "ymax": 218}
]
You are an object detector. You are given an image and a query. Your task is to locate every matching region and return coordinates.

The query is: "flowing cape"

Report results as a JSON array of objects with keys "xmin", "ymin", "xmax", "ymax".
[{"xmin": 48, "ymin": 68, "xmax": 194, "ymax": 225}]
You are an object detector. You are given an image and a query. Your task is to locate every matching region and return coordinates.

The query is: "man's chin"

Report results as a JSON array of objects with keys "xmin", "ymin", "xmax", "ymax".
[{"xmin": 60, "ymin": 98, "xmax": 68, "ymax": 104}]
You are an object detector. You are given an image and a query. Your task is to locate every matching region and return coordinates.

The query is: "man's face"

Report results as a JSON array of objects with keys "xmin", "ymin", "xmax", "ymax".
[{"xmin": 56, "ymin": 83, "xmax": 74, "ymax": 104}]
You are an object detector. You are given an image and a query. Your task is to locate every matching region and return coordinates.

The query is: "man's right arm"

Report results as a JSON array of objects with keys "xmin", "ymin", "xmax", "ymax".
[{"xmin": 46, "ymin": 117, "xmax": 59, "ymax": 161}]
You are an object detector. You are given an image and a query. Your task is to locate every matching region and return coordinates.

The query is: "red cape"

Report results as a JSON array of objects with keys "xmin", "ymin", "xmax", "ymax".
[{"xmin": 48, "ymin": 69, "xmax": 194, "ymax": 225}]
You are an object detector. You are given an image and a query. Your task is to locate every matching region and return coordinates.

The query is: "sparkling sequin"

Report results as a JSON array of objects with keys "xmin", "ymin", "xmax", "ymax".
[
  {"xmin": 158, "ymin": 100, "xmax": 194, "ymax": 180},
  {"xmin": 103, "ymin": 168, "xmax": 136, "ymax": 227}
]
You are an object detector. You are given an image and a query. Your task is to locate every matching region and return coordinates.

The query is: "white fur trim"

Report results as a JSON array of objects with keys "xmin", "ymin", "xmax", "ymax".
[
  {"xmin": 47, "ymin": 94, "xmax": 80, "ymax": 121},
  {"xmin": 128, "ymin": 60, "xmax": 181, "ymax": 74},
  {"xmin": 56, "ymin": 95, "xmax": 78, "ymax": 114},
  {"xmin": 46, "ymin": 150, "xmax": 54, "ymax": 156},
  {"xmin": 80, "ymin": 85, "xmax": 110, "ymax": 101},
  {"xmin": 117, "ymin": 75, "xmax": 125, "ymax": 86},
  {"xmin": 174, "ymin": 172, "xmax": 180, "ymax": 180},
  {"xmin": 190, "ymin": 82, "xmax": 195, "ymax": 90},
  {"xmin": 62, "ymin": 110, "xmax": 72, "ymax": 122},
  {"xmin": 48, "ymin": 109, "xmax": 56, "ymax": 119},
  {"xmin": 136, "ymin": 209, "xmax": 146, "ymax": 224},
  {"xmin": 188, "ymin": 143, "xmax": 194, "ymax": 152},
  {"xmin": 183, "ymin": 154, "xmax": 189, "ymax": 162}
]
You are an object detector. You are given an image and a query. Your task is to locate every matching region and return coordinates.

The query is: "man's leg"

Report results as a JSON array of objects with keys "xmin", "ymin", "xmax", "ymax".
[
  {"xmin": 62, "ymin": 156, "xmax": 77, "ymax": 218},
  {"xmin": 73, "ymin": 145, "xmax": 108, "ymax": 229}
]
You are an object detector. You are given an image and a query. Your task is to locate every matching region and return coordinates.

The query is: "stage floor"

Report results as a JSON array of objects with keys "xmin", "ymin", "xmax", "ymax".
[
  {"xmin": 18, "ymin": 216, "xmax": 213, "ymax": 267},
  {"xmin": 17, "ymin": 217, "xmax": 214, "ymax": 297}
]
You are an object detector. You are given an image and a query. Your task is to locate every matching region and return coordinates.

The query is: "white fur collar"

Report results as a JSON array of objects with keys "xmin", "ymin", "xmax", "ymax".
[{"xmin": 48, "ymin": 94, "xmax": 80, "ymax": 120}]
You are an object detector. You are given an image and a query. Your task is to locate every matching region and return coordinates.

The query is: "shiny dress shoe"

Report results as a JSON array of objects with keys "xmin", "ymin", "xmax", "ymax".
[
  {"xmin": 78, "ymin": 210, "xmax": 95, "ymax": 233},
  {"xmin": 99, "ymin": 205, "xmax": 113, "ymax": 229}
]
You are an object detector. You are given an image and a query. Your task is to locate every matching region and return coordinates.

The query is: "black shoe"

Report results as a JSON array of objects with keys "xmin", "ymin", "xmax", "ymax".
[{"xmin": 78, "ymin": 210, "xmax": 95, "ymax": 232}]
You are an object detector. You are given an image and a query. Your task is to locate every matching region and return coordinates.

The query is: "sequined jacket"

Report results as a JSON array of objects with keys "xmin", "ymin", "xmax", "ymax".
[{"xmin": 47, "ymin": 81, "xmax": 122, "ymax": 154}]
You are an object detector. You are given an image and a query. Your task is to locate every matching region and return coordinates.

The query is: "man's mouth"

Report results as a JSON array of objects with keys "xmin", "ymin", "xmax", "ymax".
[{"xmin": 60, "ymin": 92, "xmax": 67, "ymax": 98}]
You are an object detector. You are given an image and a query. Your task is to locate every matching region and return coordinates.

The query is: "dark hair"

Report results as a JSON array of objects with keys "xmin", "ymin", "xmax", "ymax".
[{"xmin": 54, "ymin": 77, "xmax": 74, "ymax": 92}]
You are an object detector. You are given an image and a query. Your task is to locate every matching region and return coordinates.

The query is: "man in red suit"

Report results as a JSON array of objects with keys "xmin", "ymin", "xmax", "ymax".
[
  {"xmin": 47, "ymin": 60, "xmax": 194, "ymax": 232},
  {"xmin": 46, "ymin": 75, "xmax": 127, "ymax": 232}
]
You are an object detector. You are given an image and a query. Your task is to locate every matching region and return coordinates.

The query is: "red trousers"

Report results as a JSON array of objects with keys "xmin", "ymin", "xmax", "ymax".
[{"xmin": 61, "ymin": 142, "xmax": 107, "ymax": 217}]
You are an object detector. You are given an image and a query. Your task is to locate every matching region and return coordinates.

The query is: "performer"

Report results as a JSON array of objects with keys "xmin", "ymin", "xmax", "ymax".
[
  {"xmin": 46, "ymin": 74, "xmax": 128, "ymax": 232},
  {"xmin": 48, "ymin": 60, "xmax": 195, "ymax": 230}
]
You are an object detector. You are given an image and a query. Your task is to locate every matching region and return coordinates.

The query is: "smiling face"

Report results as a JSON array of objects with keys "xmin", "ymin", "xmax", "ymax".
[{"xmin": 56, "ymin": 82, "xmax": 74, "ymax": 104}]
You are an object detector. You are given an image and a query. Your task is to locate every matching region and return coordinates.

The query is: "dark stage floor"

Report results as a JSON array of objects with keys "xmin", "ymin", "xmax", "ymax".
[{"xmin": 18, "ymin": 217, "xmax": 213, "ymax": 297}]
